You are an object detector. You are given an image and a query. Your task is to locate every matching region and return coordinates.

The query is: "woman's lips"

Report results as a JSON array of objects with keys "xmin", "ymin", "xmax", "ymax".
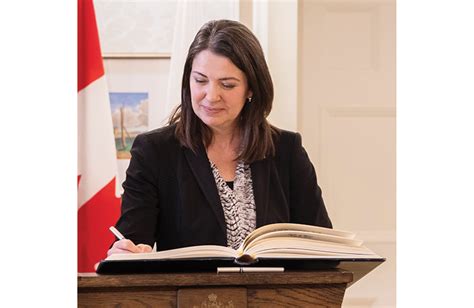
[{"xmin": 202, "ymin": 105, "xmax": 224, "ymax": 115}]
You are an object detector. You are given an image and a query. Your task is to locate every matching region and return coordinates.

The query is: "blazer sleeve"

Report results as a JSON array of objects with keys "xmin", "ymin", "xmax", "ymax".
[
  {"xmin": 289, "ymin": 132, "xmax": 332, "ymax": 228},
  {"xmin": 115, "ymin": 133, "xmax": 160, "ymax": 247}
]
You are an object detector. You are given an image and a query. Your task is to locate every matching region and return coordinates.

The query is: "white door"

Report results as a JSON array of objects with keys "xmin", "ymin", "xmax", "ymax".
[{"xmin": 298, "ymin": 1, "xmax": 396, "ymax": 307}]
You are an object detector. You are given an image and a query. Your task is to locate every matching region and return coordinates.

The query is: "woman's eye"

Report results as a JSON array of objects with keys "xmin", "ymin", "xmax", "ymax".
[
  {"xmin": 195, "ymin": 78, "xmax": 206, "ymax": 83},
  {"xmin": 222, "ymin": 83, "xmax": 236, "ymax": 89}
]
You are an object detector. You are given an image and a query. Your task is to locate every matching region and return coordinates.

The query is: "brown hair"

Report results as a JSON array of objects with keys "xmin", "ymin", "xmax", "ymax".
[{"xmin": 169, "ymin": 19, "xmax": 278, "ymax": 163}]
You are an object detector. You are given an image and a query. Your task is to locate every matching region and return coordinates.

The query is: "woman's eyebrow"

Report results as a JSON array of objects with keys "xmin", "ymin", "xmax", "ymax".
[
  {"xmin": 191, "ymin": 71, "xmax": 241, "ymax": 82},
  {"xmin": 219, "ymin": 77, "xmax": 241, "ymax": 82},
  {"xmin": 191, "ymin": 71, "xmax": 207, "ymax": 78}
]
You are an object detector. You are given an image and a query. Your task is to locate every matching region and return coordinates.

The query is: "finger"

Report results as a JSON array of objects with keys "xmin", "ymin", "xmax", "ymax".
[
  {"xmin": 113, "ymin": 239, "xmax": 140, "ymax": 253},
  {"xmin": 107, "ymin": 247, "xmax": 136, "ymax": 256},
  {"xmin": 136, "ymin": 244, "xmax": 153, "ymax": 253}
]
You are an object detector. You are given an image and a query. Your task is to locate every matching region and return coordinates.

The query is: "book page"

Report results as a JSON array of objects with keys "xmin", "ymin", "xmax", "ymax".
[
  {"xmin": 106, "ymin": 245, "xmax": 237, "ymax": 261},
  {"xmin": 239, "ymin": 223, "xmax": 356, "ymax": 252},
  {"xmin": 256, "ymin": 253, "xmax": 382, "ymax": 259},
  {"xmin": 243, "ymin": 238, "xmax": 377, "ymax": 258},
  {"xmin": 246, "ymin": 230, "xmax": 363, "ymax": 250}
]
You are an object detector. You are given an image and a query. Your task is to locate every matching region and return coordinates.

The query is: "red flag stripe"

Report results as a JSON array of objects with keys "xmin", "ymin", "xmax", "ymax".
[
  {"xmin": 78, "ymin": 178, "xmax": 121, "ymax": 272},
  {"xmin": 78, "ymin": 0, "xmax": 120, "ymax": 272},
  {"xmin": 78, "ymin": 0, "xmax": 104, "ymax": 92}
]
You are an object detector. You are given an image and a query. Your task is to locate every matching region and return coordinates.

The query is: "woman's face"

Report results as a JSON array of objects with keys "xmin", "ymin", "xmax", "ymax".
[{"xmin": 190, "ymin": 49, "xmax": 252, "ymax": 133}]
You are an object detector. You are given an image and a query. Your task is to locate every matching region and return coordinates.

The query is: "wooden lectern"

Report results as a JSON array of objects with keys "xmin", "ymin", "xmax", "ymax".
[{"xmin": 78, "ymin": 269, "xmax": 354, "ymax": 307}]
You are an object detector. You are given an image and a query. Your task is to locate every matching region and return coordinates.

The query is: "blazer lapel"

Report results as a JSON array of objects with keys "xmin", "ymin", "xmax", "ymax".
[
  {"xmin": 251, "ymin": 158, "xmax": 270, "ymax": 227},
  {"xmin": 183, "ymin": 144, "xmax": 227, "ymax": 234}
]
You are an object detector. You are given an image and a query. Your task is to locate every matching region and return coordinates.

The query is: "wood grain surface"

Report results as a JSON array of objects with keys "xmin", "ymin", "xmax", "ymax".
[
  {"xmin": 178, "ymin": 287, "xmax": 247, "ymax": 308},
  {"xmin": 78, "ymin": 270, "xmax": 352, "ymax": 288},
  {"xmin": 248, "ymin": 285, "xmax": 346, "ymax": 307},
  {"xmin": 78, "ymin": 270, "xmax": 353, "ymax": 307}
]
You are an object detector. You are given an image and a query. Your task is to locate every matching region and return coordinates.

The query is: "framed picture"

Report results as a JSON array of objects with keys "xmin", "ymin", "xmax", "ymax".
[
  {"xmin": 104, "ymin": 57, "xmax": 171, "ymax": 190},
  {"xmin": 110, "ymin": 92, "xmax": 149, "ymax": 159}
]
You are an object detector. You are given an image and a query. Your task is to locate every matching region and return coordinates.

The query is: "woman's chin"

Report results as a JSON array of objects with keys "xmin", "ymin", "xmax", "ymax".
[
  {"xmin": 200, "ymin": 118, "xmax": 234, "ymax": 131},
  {"xmin": 200, "ymin": 116, "xmax": 222, "ymax": 127},
  {"xmin": 203, "ymin": 121, "xmax": 224, "ymax": 130}
]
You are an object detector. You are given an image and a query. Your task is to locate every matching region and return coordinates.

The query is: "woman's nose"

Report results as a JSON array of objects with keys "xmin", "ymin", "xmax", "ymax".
[{"xmin": 205, "ymin": 83, "xmax": 221, "ymax": 103}]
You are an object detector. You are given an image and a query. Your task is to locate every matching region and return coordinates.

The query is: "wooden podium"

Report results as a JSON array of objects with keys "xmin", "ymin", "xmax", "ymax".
[{"xmin": 78, "ymin": 269, "xmax": 354, "ymax": 307}]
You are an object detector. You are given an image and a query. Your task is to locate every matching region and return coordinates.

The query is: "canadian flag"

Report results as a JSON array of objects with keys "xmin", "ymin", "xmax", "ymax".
[{"xmin": 78, "ymin": 0, "xmax": 121, "ymax": 273}]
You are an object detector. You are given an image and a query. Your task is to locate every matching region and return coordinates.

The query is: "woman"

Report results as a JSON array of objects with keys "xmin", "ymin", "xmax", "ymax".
[{"xmin": 108, "ymin": 19, "xmax": 332, "ymax": 256}]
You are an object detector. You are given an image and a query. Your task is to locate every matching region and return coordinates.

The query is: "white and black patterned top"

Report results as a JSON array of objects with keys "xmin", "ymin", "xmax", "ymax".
[{"xmin": 210, "ymin": 160, "xmax": 257, "ymax": 250}]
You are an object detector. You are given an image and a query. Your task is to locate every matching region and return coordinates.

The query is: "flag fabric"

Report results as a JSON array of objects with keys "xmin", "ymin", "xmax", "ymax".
[{"xmin": 78, "ymin": 0, "xmax": 121, "ymax": 273}]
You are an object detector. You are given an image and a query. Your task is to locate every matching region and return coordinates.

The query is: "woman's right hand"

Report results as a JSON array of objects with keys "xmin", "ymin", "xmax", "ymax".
[{"xmin": 107, "ymin": 239, "xmax": 153, "ymax": 256}]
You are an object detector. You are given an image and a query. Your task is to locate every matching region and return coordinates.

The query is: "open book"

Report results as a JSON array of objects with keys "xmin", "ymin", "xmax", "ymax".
[{"xmin": 97, "ymin": 223, "xmax": 383, "ymax": 274}]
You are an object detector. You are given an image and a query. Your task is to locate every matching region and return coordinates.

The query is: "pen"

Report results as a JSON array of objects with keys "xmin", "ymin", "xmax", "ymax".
[
  {"xmin": 109, "ymin": 226, "xmax": 125, "ymax": 240},
  {"xmin": 217, "ymin": 267, "xmax": 284, "ymax": 273}
]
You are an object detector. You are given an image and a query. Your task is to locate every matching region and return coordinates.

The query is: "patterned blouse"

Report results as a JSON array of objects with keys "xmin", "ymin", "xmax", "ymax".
[{"xmin": 210, "ymin": 160, "xmax": 257, "ymax": 249}]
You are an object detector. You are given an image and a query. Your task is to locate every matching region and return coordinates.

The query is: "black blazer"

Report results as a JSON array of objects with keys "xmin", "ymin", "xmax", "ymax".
[{"xmin": 115, "ymin": 124, "xmax": 332, "ymax": 251}]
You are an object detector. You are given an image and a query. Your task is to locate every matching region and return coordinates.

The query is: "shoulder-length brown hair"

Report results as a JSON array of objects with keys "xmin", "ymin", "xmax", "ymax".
[{"xmin": 169, "ymin": 19, "xmax": 278, "ymax": 163}]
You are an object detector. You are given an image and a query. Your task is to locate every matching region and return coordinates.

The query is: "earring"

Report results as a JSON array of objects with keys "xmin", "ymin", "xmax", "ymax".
[{"xmin": 247, "ymin": 97, "xmax": 253, "ymax": 103}]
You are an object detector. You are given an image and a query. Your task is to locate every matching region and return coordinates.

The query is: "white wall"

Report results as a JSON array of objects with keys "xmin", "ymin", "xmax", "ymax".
[{"xmin": 251, "ymin": 0, "xmax": 298, "ymax": 131}]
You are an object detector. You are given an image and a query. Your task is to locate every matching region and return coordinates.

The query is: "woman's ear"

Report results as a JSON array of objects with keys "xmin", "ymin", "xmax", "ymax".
[{"xmin": 247, "ymin": 89, "xmax": 253, "ymax": 99}]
